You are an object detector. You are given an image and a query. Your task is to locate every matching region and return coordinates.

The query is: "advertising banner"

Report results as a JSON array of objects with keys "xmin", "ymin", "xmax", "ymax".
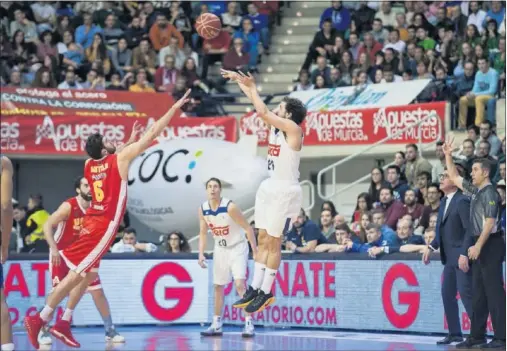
[
  {"xmin": 289, "ymin": 79, "xmax": 431, "ymax": 111},
  {"xmin": 240, "ymin": 102, "xmax": 446, "ymax": 146},
  {"xmin": 3, "ymin": 260, "xmax": 209, "ymax": 327},
  {"xmin": 4, "ymin": 257, "xmax": 500, "ymax": 335},
  {"xmin": 1, "ymin": 114, "xmax": 238, "ymax": 155},
  {"xmin": 1, "ymin": 87, "xmax": 173, "ymax": 119}
]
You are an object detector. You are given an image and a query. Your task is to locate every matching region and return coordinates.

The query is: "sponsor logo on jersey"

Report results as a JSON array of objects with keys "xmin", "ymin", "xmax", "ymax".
[
  {"xmin": 268, "ymin": 143, "xmax": 281, "ymax": 157},
  {"xmin": 208, "ymin": 223, "xmax": 230, "ymax": 237}
]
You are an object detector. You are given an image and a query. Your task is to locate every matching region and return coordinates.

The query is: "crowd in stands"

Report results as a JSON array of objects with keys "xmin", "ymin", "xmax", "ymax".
[
  {"xmin": 0, "ymin": 1, "xmax": 279, "ymax": 116},
  {"xmin": 279, "ymin": 134, "xmax": 506, "ymax": 257},
  {"xmin": 296, "ymin": 1, "xmax": 505, "ymax": 129}
]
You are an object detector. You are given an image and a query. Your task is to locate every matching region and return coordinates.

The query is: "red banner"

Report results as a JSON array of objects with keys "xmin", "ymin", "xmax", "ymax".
[
  {"xmin": 1, "ymin": 115, "xmax": 237, "ymax": 156},
  {"xmin": 240, "ymin": 102, "xmax": 446, "ymax": 146},
  {"xmin": 1, "ymin": 87, "xmax": 174, "ymax": 119}
]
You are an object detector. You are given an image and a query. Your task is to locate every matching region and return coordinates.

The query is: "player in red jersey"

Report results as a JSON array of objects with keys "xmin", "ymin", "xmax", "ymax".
[
  {"xmin": 24, "ymin": 90, "xmax": 191, "ymax": 349},
  {"xmin": 36, "ymin": 176, "xmax": 124, "ymax": 346}
]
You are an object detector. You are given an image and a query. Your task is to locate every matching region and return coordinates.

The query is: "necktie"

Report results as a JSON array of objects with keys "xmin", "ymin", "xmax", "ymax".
[{"xmin": 442, "ymin": 196, "xmax": 449, "ymax": 217}]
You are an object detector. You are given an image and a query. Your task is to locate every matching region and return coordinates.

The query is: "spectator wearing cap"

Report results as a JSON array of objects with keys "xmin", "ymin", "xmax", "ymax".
[
  {"xmin": 10, "ymin": 9, "xmax": 38, "ymax": 43},
  {"xmin": 459, "ymin": 58, "xmax": 498, "ymax": 128},
  {"xmin": 245, "ymin": 3, "xmax": 270, "ymax": 52},
  {"xmin": 285, "ymin": 208, "xmax": 327, "ymax": 253},
  {"xmin": 75, "ymin": 13, "xmax": 103, "ymax": 50},
  {"xmin": 405, "ymin": 143, "xmax": 433, "ymax": 188},
  {"xmin": 149, "ymin": 14, "xmax": 184, "ymax": 52},
  {"xmin": 320, "ymin": 1, "xmax": 351, "ymax": 36}
]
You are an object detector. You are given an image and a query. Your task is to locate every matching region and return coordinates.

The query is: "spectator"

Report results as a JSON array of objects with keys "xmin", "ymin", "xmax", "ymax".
[
  {"xmin": 459, "ymin": 58, "xmax": 498, "ymax": 128},
  {"xmin": 31, "ymin": 66, "xmax": 56, "ymax": 88},
  {"xmin": 57, "ymin": 68, "xmax": 83, "ymax": 89},
  {"xmin": 423, "ymin": 227, "xmax": 436, "ymax": 246},
  {"xmin": 497, "ymin": 184, "xmax": 506, "ymax": 232},
  {"xmin": 62, "ymin": 42, "xmax": 84, "ymax": 70},
  {"xmin": 320, "ymin": 209, "xmax": 335, "ymax": 239},
  {"xmin": 11, "ymin": 30, "xmax": 36, "ymax": 62},
  {"xmin": 141, "ymin": 2, "xmax": 160, "ymax": 31},
  {"xmin": 154, "ymin": 54, "xmax": 179, "ymax": 92},
  {"xmin": 13, "ymin": 205, "xmax": 28, "ymax": 253},
  {"xmin": 402, "ymin": 188, "xmax": 425, "ymax": 225},
  {"xmin": 10, "ymin": 9, "xmax": 37, "ymax": 43},
  {"xmin": 31, "ymin": 1, "xmax": 56, "ymax": 34},
  {"xmin": 107, "ymin": 72, "xmax": 129, "ymax": 91},
  {"xmin": 320, "ymin": 1, "xmax": 351, "ymax": 36},
  {"xmin": 329, "ymin": 36, "xmax": 347, "ymax": 67},
  {"xmin": 476, "ymin": 140, "xmax": 499, "ymax": 180},
  {"xmin": 371, "ymin": 208, "xmax": 398, "ymax": 238},
  {"xmin": 386, "ymin": 165, "xmax": 409, "ymax": 201},
  {"xmin": 285, "ymin": 208, "xmax": 325, "ymax": 254},
  {"xmin": 93, "ymin": 1, "xmax": 123, "ymax": 28},
  {"xmin": 56, "ymin": 29, "xmax": 74, "ymax": 54},
  {"xmin": 432, "ymin": 141, "xmax": 446, "ymax": 182},
  {"xmin": 358, "ymin": 32, "xmax": 382, "ymax": 63},
  {"xmin": 451, "ymin": 61, "xmax": 476, "ymax": 128},
  {"xmin": 85, "ymin": 33, "xmax": 112, "ymax": 76},
  {"xmin": 201, "ymin": 29, "xmax": 231, "ymax": 79},
  {"xmin": 405, "ymin": 144, "xmax": 433, "ymax": 187},
  {"xmin": 460, "ymin": 138, "xmax": 477, "ymax": 172},
  {"xmin": 234, "ymin": 18, "xmax": 260, "ymax": 72},
  {"xmin": 321, "ymin": 200, "xmax": 338, "ymax": 218},
  {"xmin": 23, "ymin": 194, "xmax": 50, "ymax": 253},
  {"xmin": 158, "ymin": 36, "xmax": 187, "ymax": 69},
  {"xmin": 486, "ymin": 1, "xmax": 505, "ymax": 27},
  {"xmin": 132, "ymin": 38, "xmax": 157, "ymax": 76},
  {"xmin": 337, "ymin": 50, "xmax": 355, "ymax": 85},
  {"xmin": 395, "ymin": 13, "xmax": 409, "ymax": 41},
  {"xmin": 129, "ymin": 68, "xmax": 155, "ymax": 92},
  {"xmin": 181, "ymin": 57, "xmax": 210, "ymax": 92},
  {"xmin": 467, "ymin": 1, "xmax": 487, "ymax": 34},
  {"xmin": 416, "ymin": 170, "xmax": 432, "ymax": 201},
  {"xmin": 383, "ymin": 29, "xmax": 406, "ymax": 53},
  {"xmin": 221, "ymin": 1, "xmax": 242, "ymax": 34},
  {"xmin": 222, "ymin": 37, "xmax": 250, "ymax": 73},
  {"xmin": 81, "ymin": 69, "xmax": 105, "ymax": 90},
  {"xmin": 103, "ymin": 14, "xmax": 124, "ymax": 49},
  {"xmin": 111, "ymin": 228, "xmax": 158, "ymax": 253},
  {"xmin": 125, "ymin": 16, "xmax": 147, "ymax": 49},
  {"xmin": 110, "ymin": 37, "xmax": 132, "ymax": 78},
  {"xmin": 168, "ymin": 2, "xmax": 192, "ymax": 44},
  {"xmin": 369, "ymin": 167, "xmax": 389, "ymax": 203},
  {"xmin": 353, "ymin": 2, "xmax": 375, "ymax": 33},
  {"xmin": 420, "ymin": 183, "xmax": 442, "ymax": 229},
  {"xmin": 7, "ymin": 69, "xmax": 23, "ymax": 87},
  {"xmin": 344, "ymin": 223, "xmax": 396, "ymax": 254},
  {"xmin": 245, "ymin": 3, "xmax": 270, "ymax": 52},
  {"xmin": 416, "ymin": 26, "xmax": 436, "ymax": 50},
  {"xmin": 375, "ymin": 1, "xmax": 397, "ymax": 28},
  {"xmin": 371, "ymin": 18, "xmax": 389, "ymax": 44},
  {"xmin": 151, "ymin": 14, "xmax": 183, "ymax": 52},
  {"xmin": 316, "ymin": 223, "xmax": 360, "ymax": 253},
  {"xmin": 348, "ymin": 31, "xmax": 361, "ymax": 61},
  {"xmin": 478, "ymin": 121, "xmax": 502, "ymax": 156},
  {"xmin": 376, "ymin": 187, "xmax": 405, "ymax": 230},
  {"xmin": 351, "ymin": 192, "xmax": 372, "ymax": 223},
  {"xmin": 164, "ymin": 231, "xmax": 191, "ymax": 253},
  {"xmin": 302, "ymin": 19, "xmax": 336, "ymax": 72},
  {"xmin": 384, "ymin": 218, "xmax": 425, "ymax": 254},
  {"xmin": 36, "ymin": 30, "xmax": 57, "ymax": 62},
  {"xmin": 350, "ymin": 212, "xmax": 369, "ymax": 243},
  {"xmin": 293, "ymin": 70, "xmax": 314, "ymax": 91},
  {"xmin": 75, "ymin": 13, "xmax": 102, "ymax": 50}
]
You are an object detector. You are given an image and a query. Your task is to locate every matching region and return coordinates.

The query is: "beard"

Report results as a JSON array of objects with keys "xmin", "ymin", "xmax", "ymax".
[
  {"xmin": 405, "ymin": 200, "xmax": 415, "ymax": 207},
  {"xmin": 80, "ymin": 192, "xmax": 92, "ymax": 201}
]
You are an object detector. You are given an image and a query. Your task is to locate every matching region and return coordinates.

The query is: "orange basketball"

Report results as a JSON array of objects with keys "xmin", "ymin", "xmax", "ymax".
[{"xmin": 195, "ymin": 13, "xmax": 222, "ymax": 40}]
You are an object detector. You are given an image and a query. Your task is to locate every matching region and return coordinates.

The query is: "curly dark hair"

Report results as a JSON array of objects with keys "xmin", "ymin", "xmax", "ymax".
[
  {"xmin": 282, "ymin": 96, "xmax": 307, "ymax": 125},
  {"xmin": 166, "ymin": 231, "xmax": 191, "ymax": 253}
]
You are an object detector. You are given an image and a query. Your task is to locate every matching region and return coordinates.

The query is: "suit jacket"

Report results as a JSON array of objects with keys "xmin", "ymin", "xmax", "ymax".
[{"xmin": 430, "ymin": 191, "xmax": 473, "ymax": 265}]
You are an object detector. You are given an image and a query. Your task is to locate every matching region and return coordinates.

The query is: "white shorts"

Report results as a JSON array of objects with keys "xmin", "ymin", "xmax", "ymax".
[
  {"xmin": 254, "ymin": 178, "xmax": 302, "ymax": 238},
  {"xmin": 213, "ymin": 240, "xmax": 249, "ymax": 286}
]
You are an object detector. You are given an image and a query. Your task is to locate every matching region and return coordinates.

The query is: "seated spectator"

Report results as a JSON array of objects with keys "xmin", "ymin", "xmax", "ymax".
[
  {"xmin": 201, "ymin": 29, "xmax": 231, "ymax": 79},
  {"xmin": 221, "ymin": 1, "xmax": 242, "ymax": 35},
  {"xmin": 110, "ymin": 37, "xmax": 132, "ymax": 78},
  {"xmin": 467, "ymin": 1, "xmax": 487, "ymax": 34},
  {"xmin": 154, "ymin": 54, "xmax": 179, "ymax": 92},
  {"xmin": 329, "ymin": 67, "xmax": 348, "ymax": 87},
  {"xmin": 293, "ymin": 70, "xmax": 314, "ymax": 91},
  {"xmin": 132, "ymin": 38, "xmax": 158, "ymax": 76},
  {"xmin": 181, "ymin": 57, "xmax": 209, "ymax": 92},
  {"xmin": 316, "ymin": 223, "xmax": 360, "ymax": 253},
  {"xmin": 383, "ymin": 29, "xmax": 406, "ymax": 53},
  {"xmin": 11, "ymin": 30, "xmax": 37, "ymax": 62},
  {"xmin": 129, "ymin": 68, "xmax": 155, "ymax": 92},
  {"xmin": 416, "ymin": 26, "xmax": 436, "ymax": 50},
  {"xmin": 371, "ymin": 18, "xmax": 389, "ymax": 44},
  {"xmin": 81, "ymin": 69, "xmax": 105, "ymax": 90},
  {"xmin": 458, "ymin": 58, "xmax": 498, "ymax": 128},
  {"xmin": 420, "ymin": 183, "xmax": 442, "ymax": 229},
  {"xmin": 168, "ymin": 2, "xmax": 192, "ymax": 44},
  {"xmin": 358, "ymin": 32, "xmax": 382, "ymax": 63},
  {"xmin": 450, "ymin": 61, "xmax": 476, "ymax": 128},
  {"xmin": 350, "ymin": 211, "xmax": 369, "ymax": 243},
  {"xmin": 125, "ymin": 16, "xmax": 147, "ymax": 49},
  {"xmin": 310, "ymin": 56, "xmax": 331, "ymax": 86},
  {"xmin": 57, "ymin": 68, "xmax": 83, "ymax": 89},
  {"xmin": 31, "ymin": 66, "xmax": 56, "ymax": 88},
  {"xmin": 57, "ymin": 29, "xmax": 74, "ymax": 54},
  {"xmin": 478, "ymin": 121, "xmax": 502, "ymax": 157},
  {"xmin": 476, "ymin": 140, "xmax": 499, "ymax": 179},
  {"xmin": 10, "ymin": 9, "xmax": 38, "ymax": 43},
  {"xmin": 107, "ymin": 72, "xmax": 129, "ymax": 91},
  {"xmin": 285, "ymin": 208, "xmax": 326, "ymax": 254},
  {"xmin": 321, "ymin": 200, "xmax": 338, "ymax": 217},
  {"xmin": 344, "ymin": 223, "xmax": 396, "ymax": 254},
  {"xmin": 159, "ymin": 36, "xmax": 187, "ymax": 70},
  {"xmin": 149, "ymin": 13, "xmax": 183, "ymax": 52},
  {"xmin": 375, "ymin": 1, "xmax": 397, "ymax": 28},
  {"xmin": 320, "ymin": 1, "xmax": 351, "ymax": 36},
  {"xmin": 36, "ymin": 30, "xmax": 57, "ymax": 62},
  {"xmin": 328, "ymin": 36, "xmax": 347, "ymax": 67},
  {"xmin": 103, "ymin": 14, "xmax": 124, "ymax": 49},
  {"xmin": 402, "ymin": 188, "xmax": 425, "ymax": 226},
  {"xmin": 22, "ymin": 194, "xmax": 50, "ymax": 253},
  {"xmin": 164, "ymin": 231, "xmax": 191, "ymax": 253},
  {"xmin": 93, "ymin": 1, "xmax": 123, "ymax": 28},
  {"xmin": 385, "ymin": 218, "xmax": 425, "ymax": 254},
  {"xmin": 31, "ymin": 1, "xmax": 56, "ymax": 34},
  {"xmin": 62, "ymin": 42, "xmax": 84, "ymax": 70},
  {"xmin": 351, "ymin": 192, "xmax": 372, "ymax": 223},
  {"xmin": 314, "ymin": 75, "xmax": 328, "ymax": 89},
  {"xmin": 353, "ymin": 2, "xmax": 375, "ymax": 33},
  {"xmin": 234, "ymin": 18, "xmax": 260, "ymax": 72},
  {"xmin": 369, "ymin": 167, "xmax": 389, "ymax": 204},
  {"xmin": 245, "ymin": 3, "xmax": 270, "ymax": 52},
  {"xmin": 386, "ymin": 165, "xmax": 409, "ymax": 201},
  {"xmin": 320, "ymin": 209, "xmax": 335, "ymax": 239},
  {"xmin": 111, "ymin": 228, "xmax": 158, "ymax": 253},
  {"xmin": 405, "ymin": 144, "xmax": 433, "ymax": 187},
  {"xmin": 348, "ymin": 31, "xmax": 361, "ymax": 61},
  {"xmin": 75, "ymin": 13, "xmax": 102, "ymax": 50},
  {"xmin": 222, "ymin": 37, "xmax": 250, "ymax": 72},
  {"xmin": 302, "ymin": 19, "xmax": 336, "ymax": 72},
  {"xmin": 376, "ymin": 187, "xmax": 405, "ymax": 230},
  {"xmin": 7, "ymin": 69, "xmax": 24, "ymax": 87}
]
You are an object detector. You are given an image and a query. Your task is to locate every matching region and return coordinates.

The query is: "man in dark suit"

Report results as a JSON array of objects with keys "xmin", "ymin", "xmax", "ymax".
[{"xmin": 422, "ymin": 167, "xmax": 474, "ymax": 345}]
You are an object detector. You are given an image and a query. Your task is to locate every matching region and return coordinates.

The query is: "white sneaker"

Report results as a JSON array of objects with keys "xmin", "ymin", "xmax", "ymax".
[
  {"xmin": 242, "ymin": 320, "xmax": 255, "ymax": 338},
  {"xmin": 200, "ymin": 324, "xmax": 223, "ymax": 337},
  {"xmin": 38, "ymin": 328, "xmax": 52, "ymax": 345},
  {"xmin": 105, "ymin": 327, "xmax": 125, "ymax": 343}
]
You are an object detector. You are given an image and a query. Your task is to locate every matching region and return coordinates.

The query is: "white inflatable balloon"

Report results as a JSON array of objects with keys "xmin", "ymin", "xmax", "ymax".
[{"xmin": 127, "ymin": 138, "xmax": 268, "ymax": 234}]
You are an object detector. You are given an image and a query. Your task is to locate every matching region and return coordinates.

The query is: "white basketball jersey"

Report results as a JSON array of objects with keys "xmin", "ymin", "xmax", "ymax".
[
  {"xmin": 266, "ymin": 127, "xmax": 301, "ymax": 182},
  {"xmin": 201, "ymin": 198, "xmax": 245, "ymax": 248}
]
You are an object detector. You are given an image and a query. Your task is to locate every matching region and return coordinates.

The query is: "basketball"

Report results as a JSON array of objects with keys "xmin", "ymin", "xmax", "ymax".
[{"xmin": 195, "ymin": 13, "xmax": 222, "ymax": 40}]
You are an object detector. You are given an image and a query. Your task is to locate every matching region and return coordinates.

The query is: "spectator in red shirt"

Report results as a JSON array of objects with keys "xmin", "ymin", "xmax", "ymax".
[
  {"xmin": 149, "ymin": 13, "xmax": 184, "ymax": 52},
  {"xmin": 222, "ymin": 37, "xmax": 249, "ymax": 72},
  {"xmin": 358, "ymin": 32, "xmax": 382, "ymax": 63},
  {"xmin": 377, "ymin": 187, "xmax": 405, "ymax": 230},
  {"xmin": 201, "ymin": 29, "xmax": 231, "ymax": 79},
  {"xmin": 402, "ymin": 188, "xmax": 425, "ymax": 225}
]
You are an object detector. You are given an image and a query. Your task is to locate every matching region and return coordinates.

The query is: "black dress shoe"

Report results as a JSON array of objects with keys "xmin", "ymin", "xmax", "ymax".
[
  {"xmin": 436, "ymin": 335, "xmax": 463, "ymax": 345},
  {"xmin": 475, "ymin": 339, "xmax": 506, "ymax": 349},
  {"xmin": 455, "ymin": 337, "xmax": 487, "ymax": 349}
]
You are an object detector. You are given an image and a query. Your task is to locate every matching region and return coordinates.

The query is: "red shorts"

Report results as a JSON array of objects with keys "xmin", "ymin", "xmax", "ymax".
[
  {"xmin": 60, "ymin": 215, "xmax": 119, "ymax": 275},
  {"xmin": 50, "ymin": 256, "xmax": 101, "ymax": 292}
]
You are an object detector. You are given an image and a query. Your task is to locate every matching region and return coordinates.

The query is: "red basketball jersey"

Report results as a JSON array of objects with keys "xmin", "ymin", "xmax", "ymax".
[
  {"xmin": 54, "ymin": 197, "xmax": 86, "ymax": 251},
  {"xmin": 84, "ymin": 154, "xmax": 127, "ymax": 221}
]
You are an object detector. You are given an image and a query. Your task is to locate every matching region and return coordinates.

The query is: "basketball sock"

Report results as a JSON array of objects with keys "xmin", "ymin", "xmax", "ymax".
[
  {"xmin": 251, "ymin": 262, "xmax": 266, "ymax": 290},
  {"xmin": 1, "ymin": 343, "xmax": 15, "ymax": 351},
  {"xmin": 40, "ymin": 305, "xmax": 54, "ymax": 322},
  {"xmin": 62, "ymin": 308, "xmax": 73, "ymax": 322},
  {"xmin": 260, "ymin": 268, "xmax": 277, "ymax": 295},
  {"xmin": 103, "ymin": 315, "xmax": 114, "ymax": 331},
  {"xmin": 212, "ymin": 315, "xmax": 222, "ymax": 327}
]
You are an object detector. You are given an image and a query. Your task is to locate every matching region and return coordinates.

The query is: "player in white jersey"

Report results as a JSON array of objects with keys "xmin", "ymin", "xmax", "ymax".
[
  {"xmin": 221, "ymin": 69, "xmax": 306, "ymax": 313},
  {"xmin": 198, "ymin": 178, "xmax": 258, "ymax": 338},
  {"xmin": 1, "ymin": 156, "xmax": 15, "ymax": 351}
]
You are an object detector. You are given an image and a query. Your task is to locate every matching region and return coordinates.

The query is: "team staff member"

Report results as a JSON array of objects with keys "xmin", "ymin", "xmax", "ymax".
[
  {"xmin": 443, "ymin": 137, "xmax": 505, "ymax": 350},
  {"xmin": 23, "ymin": 194, "xmax": 50, "ymax": 252}
]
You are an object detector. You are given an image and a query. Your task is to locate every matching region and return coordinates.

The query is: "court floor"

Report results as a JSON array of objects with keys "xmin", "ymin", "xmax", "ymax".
[{"xmin": 13, "ymin": 325, "xmax": 463, "ymax": 350}]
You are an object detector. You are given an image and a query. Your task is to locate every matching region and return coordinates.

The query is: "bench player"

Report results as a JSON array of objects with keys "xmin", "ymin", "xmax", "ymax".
[
  {"xmin": 198, "ymin": 178, "xmax": 258, "ymax": 337},
  {"xmin": 221, "ymin": 70, "xmax": 306, "ymax": 313},
  {"xmin": 24, "ymin": 90, "xmax": 191, "ymax": 349},
  {"xmin": 37, "ymin": 176, "xmax": 124, "ymax": 345},
  {"xmin": 1, "ymin": 156, "xmax": 14, "ymax": 351}
]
